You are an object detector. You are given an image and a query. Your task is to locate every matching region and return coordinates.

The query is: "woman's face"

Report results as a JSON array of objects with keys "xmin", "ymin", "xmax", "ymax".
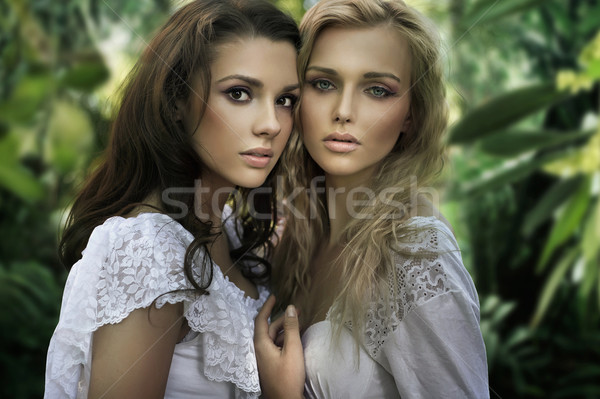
[
  {"xmin": 180, "ymin": 37, "xmax": 299, "ymax": 188},
  {"xmin": 300, "ymin": 26, "xmax": 412, "ymax": 184}
]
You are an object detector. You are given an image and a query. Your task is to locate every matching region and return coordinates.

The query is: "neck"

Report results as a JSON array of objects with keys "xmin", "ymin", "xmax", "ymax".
[
  {"xmin": 194, "ymin": 174, "xmax": 235, "ymax": 232},
  {"xmin": 324, "ymin": 172, "xmax": 372, "ymax": 247}
]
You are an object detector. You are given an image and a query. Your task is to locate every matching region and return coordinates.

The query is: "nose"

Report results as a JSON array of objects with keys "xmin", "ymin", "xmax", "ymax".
[
  {"xmin": 333, "ymin": 88, "xmax": 354, "ymax": 124},
  {"xmin": 253, "ymin": 101, "xmax": 281, "ymax": 137}
]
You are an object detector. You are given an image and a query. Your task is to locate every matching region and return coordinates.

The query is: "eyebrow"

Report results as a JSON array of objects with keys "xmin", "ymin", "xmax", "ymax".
[
  {"xmin": 306, "ymin": 66, "xmax": 401, "ymax": 83},
  {"xmin": 217, "ymin": 74, "xmax": 263, "ymax": 87},
  {"xmin": 217, "ymin": 75, "xmax": 299, "ymax": 92},
  {"xmin": 363, "ymin": 71, "xmax": 401, "ymax": 83},
  {"xmin": 306, "ymin": 66, "xmax": 337, "ymax": 75},
  {"xmin": 282, "ymin": 83, "xmax": 300, "ymax": 92}
]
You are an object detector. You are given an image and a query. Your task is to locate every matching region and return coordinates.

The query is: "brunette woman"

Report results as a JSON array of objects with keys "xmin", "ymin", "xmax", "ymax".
[{"xmin": 45, "ymin": 1, "xmax": 299, "ymax": 398}]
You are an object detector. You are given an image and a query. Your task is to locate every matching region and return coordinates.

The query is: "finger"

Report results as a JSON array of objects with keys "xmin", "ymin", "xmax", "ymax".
[
  {"xmin": 254, "ymin": 295, "xmax": 276, "ymax": 341},
  {"xmin": 282, "ymin": 305, "xmax": 303, "ymax": 355},
  {"xmin": 268, "ymin": 314, "xmax": 284, "ymax": 341}
]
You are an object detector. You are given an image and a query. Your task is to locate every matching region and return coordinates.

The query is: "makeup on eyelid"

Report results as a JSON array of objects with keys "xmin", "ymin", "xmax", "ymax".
[
  {"xmin": 178, "ymin": 37, "xmax": 298, "ymax": 187},
  {"xmin": 300, "ymin": 26, "xmax": 412, "ymax": 183}
]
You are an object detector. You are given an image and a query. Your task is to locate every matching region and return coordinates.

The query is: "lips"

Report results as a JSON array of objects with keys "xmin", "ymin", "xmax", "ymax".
[
  {"xmin": 240, "ymin": 148, "xmax": 274, "ymax": 157},
  {"xmin": 323, "ymin": 132, "xmax": 359, "ymax": 144},
  {"xmin": 323, "ymin": 132, "xmax": 360, "ymax": 153},
  {"xmin": 239, "ymin": 147, "xmax": 273, "ymax": 168}
]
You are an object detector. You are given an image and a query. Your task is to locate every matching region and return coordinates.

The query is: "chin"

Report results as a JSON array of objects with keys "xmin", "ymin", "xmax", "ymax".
[
  {"xmin": 232, "ymin": 171, "xmax": 273, "ymax": 189},
  {"xmin": 315, "ymin": 159, "xmax": 360, "ymax": 177}
]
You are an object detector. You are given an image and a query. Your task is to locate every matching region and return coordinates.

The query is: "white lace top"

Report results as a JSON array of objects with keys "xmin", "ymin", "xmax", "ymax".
[
  {"xmin": 302, "ymin": 216, "xmax": 489, "ymax": 398},
  {"xmin": 45, "ymin": 212, "xmax": 269, "ymax": 399}
]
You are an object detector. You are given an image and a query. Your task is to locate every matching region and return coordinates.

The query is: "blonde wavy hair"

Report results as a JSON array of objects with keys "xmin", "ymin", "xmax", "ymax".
[{"xmin": 273, "ymin": 0, "xmax": 449, "ymax": 344}]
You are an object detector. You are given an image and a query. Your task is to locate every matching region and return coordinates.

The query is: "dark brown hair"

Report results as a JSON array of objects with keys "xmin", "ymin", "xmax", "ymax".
[{"xmin": 59, "ymin": 0, "xmax": 300, "ymax": 292}]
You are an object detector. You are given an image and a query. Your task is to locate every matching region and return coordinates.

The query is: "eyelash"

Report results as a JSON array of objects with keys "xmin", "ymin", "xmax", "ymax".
[
  {"xmin": 224, "ymin": 87, "xmax": 297, "ymax": 108},
  {"xmin": 224, "ymin": 87, "xmax": 251, "ymax": 102},
  {"xmin": 308, "ymin": 79, "xmax": 395, "ymax": 98},
  {"xmin": 366, "ymin": 86, "xmax": 395, "ymax": 98},
  {"xmin": 309, "ymin": 79, "xmax": 335, "ymax": 91},
  {"xmin": 277, "ymin": 94, "xmax": 298, "ymax": 109}
]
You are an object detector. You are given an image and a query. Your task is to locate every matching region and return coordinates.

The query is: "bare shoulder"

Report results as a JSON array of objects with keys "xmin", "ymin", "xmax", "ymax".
[{"xmin": 415, "ymin": 194, "xmax": 455, "ymax": 236}]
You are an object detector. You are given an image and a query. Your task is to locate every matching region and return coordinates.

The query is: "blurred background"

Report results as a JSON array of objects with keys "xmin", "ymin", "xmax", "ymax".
[{"xmin": 0, "ymin": 0, "xmax": 598, "ymax": 397}]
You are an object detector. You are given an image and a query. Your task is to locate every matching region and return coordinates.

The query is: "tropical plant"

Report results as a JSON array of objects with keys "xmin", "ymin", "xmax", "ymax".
[{"xmin": 447, "ymin": 0, "xmax": 600, "ymax": 397}]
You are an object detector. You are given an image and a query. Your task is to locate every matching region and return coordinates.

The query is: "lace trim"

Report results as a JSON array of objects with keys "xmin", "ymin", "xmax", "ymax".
[
  {"xmin": 361, "ymin": 217, "xmax": 456, "ymax": 359},
  {"xmin": 45, "ymin": 213, "xmax": 267, "ymax": 399},
  {"xmin": 185, "ymin": 266, "xmax": 269, "ymax": 396}
]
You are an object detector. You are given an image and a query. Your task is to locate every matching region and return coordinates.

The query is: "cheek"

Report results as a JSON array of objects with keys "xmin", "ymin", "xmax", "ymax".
[
  {"xmin": 300, "ymin": 98, "xmax": 323, "ymax": 138},
  {"xmin": 367, "ymin": 104, "xmax": 408, "ymax": 143},
  {"xmin": 276, "ymin": 112, "xmax": 294, "ymax": 149}
]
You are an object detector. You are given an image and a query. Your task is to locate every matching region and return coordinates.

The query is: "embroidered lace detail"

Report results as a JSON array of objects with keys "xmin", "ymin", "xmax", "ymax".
[
  {"xmin": 185, "ymin": 270, "xmax": 269, "ymax": 398},
  {"xmin": 45, "ymin": 213, "xmax": 267, "ymax": 399},
  {"xmin": 362, "ymin": 217, "xmax": 454, "ymax": 359}
]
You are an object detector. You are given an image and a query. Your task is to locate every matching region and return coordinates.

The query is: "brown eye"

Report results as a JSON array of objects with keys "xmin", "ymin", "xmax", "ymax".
[
  {"xmin": 226, "ymin": 88, "xmax": 250, "ymax": 102},
  {"xmin": 276, "ymin": 95, "xmax": 296, "ymax": 108}
]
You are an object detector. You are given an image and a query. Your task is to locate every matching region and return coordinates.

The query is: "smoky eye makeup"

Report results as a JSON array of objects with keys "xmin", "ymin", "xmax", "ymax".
[
  {"xmin": 276, "ymin": 93, "xmax": 298, "ymax": 108},
  {"xmin": 223, "ymin": 86, "xmax": 251, "ymax": 102},
  {"xmin": 306, "ymin": 78, "xmax": 336, "ymax": 91},
  {"xmin": 364, "ymin": 85, "xmax": 397, "ymax": 98}
]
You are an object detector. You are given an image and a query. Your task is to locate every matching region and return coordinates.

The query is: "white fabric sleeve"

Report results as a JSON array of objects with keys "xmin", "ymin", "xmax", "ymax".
[
  {"xmin": 378, "ymin": 290, "xmax": 489, "ymax": 398},
  {"xmin": 44, "ymin": 214, "xmax": 197, "ymax": 399},
  {"xmin": 371, "ymin": 217, "xmax": 489, "ymax": 398}
]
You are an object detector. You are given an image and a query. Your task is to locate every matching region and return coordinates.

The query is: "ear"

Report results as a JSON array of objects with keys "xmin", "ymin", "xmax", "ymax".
[
  {"xmin": 401, "ymin": 112, "xmax": 412, "ymax": 135},
  {"xmin": 174, "ymin": 99, "xmax": 186, "ymax": 121}
]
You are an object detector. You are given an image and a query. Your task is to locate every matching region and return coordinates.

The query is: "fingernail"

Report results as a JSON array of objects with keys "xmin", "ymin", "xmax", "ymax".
[{"xmin": 286, "ymin": 305, "xmax": 296, "ymax": 318}]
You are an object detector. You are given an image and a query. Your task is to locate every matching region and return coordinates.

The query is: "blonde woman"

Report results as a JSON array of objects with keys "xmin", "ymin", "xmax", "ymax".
[{"xmin": 254, "ymin": 0, "xmax": 489, "ymax": 398}]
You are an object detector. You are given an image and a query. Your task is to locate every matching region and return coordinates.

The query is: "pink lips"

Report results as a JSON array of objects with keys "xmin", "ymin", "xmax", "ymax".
[
  {"xmin": 239, "ymin": 147, "xmax": 274, "ymax": 168},
  {"xmin": 323, "ymin": 132, "xmax": 360, "ymax": 153}
]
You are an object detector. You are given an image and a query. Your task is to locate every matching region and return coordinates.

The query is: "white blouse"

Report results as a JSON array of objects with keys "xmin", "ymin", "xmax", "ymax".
[
  {"xmin": 45, "ymin": 212, "xmax": 268, "ymax": 399},
  {"xmin": 302, "ymin": 216, "xmax": 489, "ymax": 398}
]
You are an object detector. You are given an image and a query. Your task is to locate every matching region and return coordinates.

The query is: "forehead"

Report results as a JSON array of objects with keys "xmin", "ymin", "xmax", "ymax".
[
  {"xmin": 308, "ymin": 26, "xmax": 411, "ymax": 80},
  {"xmin": 210, "ymin": 37, "xmax": 298, "ymax": 83}
]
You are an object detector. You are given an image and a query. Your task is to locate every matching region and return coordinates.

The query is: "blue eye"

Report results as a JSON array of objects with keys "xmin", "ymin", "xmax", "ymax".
[
  {"xmin": 367, "ymin": 86, "xmax": 392, "ymax": 98},
  {"xmin": 310, "ymin": 79, "xmax": 335, "ymax": 91}
]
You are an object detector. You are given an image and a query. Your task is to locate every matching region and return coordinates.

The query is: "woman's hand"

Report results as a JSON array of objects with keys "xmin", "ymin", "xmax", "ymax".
[{"xmin": 254, "ymin": 296, "xmax": 305, "ymax": 399}]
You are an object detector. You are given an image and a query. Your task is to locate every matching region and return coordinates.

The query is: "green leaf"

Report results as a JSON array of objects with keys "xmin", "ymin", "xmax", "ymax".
[
  {"xmin": 491, "ymin": 302, "xmax": 516, "ymax": 324},
  {"xmin": 537, "ymin": 176, "xmax": 591, "ymax": 271},
  {"xmin": 464, "ymin": 0, "xmax": 547, "ymax": 26},
  {"xmin": 504, "ymin": 327, "xmax": 531, "ymax": 350},
  {"xmin": 579, "ymin": 257, "xmax": 599, "ymax": 303},
  {"xmin": 44, "ymin": 100, "xmax": 94, "ymax": 173},
  {"xmin": 585, "ymin": 60, "xmax": 600, "ymax": 80},
  {"xmin": 523, "ymin": 175, "xmax": 585, "ymax": 237},
  {"xmin": 0, "ymin": 74, "xmax": 53, "ymax": 124},
  {"xmin": 531, "ymin": 248, "xmax": 578, "ymax": 327},
  {"xmin": 0, "ymin": 162, "xmax": 44, "ymax": 201},
  {"xmin": 459, "ymin": 151, "xmax": 566, "ymax": 197},
  {"xmin": 581, "ymin": 196, "xmax": 600, "ymax": 263},
  {"xmin": 449, "ymin": 83, "xmax": 569, "ymax": 144},
  {"xmin": 479, "ymin": 129, "xmax": 594, "ymax": 157},
  {"xmin": 59, "ymin": 59, "xmax": 110, "ymax": 92}
]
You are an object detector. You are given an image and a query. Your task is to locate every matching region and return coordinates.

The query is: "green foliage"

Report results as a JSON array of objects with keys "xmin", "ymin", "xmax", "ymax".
[
  {"xmin": 477, "ymin": 129, "xmax": 594, "ymax": 158},
  {"xmin": 0, "ymin": 0, "xmax": 598, "ymax": 397},
  {"xmin": 449, "ymin": 83, "xmax": 569, "ymax": 144},
  {"xmin": 0, "ymin": 130, "xmax": 44, "ymax": 202},
  {"xmin": 59, "ymin": 56, "xmax": 110, "ymax": 92},
  {"xmin": 448, "ymin": 0, "xmax": 600, "ymax": 396},
  {"xmin": 0, "ymin": 261, "xmax": 65, "ymax": 399},
  {"xmin": 0, "ymin": 0, "xmax": 176, "ymax": 396}
]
